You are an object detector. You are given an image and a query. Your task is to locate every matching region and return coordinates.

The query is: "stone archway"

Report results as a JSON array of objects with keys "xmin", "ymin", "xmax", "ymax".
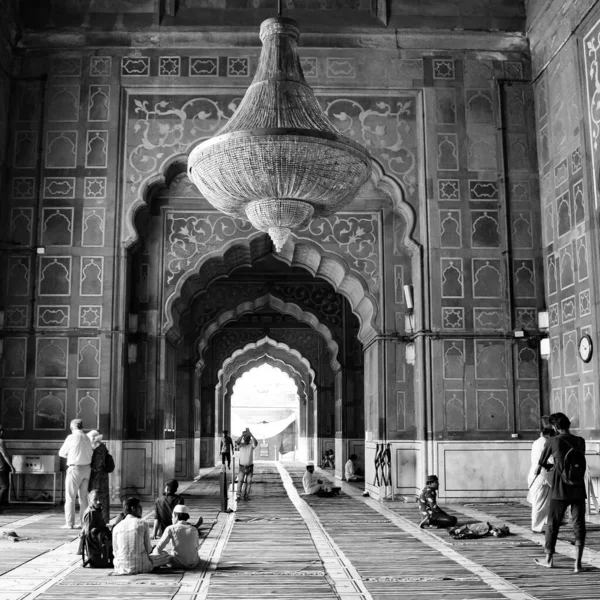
[
  {"xmin": 221, "ymin": 353, "xmax": 316, "ymax": 460},
  {"xmin": 215, "ymin": 336, "xmax": 319, "ymax": 460},
  {"xmin": 195, "ymin": 293, "xmax": 340, "ymax": 372}
]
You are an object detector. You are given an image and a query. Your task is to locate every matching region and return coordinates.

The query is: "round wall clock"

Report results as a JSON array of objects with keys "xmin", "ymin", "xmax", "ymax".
[{"xmin": 578, "ymin": 334, "xmax": 593, "ymax": 363}]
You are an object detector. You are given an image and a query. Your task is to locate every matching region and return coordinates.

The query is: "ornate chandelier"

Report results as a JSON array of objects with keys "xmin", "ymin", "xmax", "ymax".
[{"xmin": 187, "ymin": 15, "xmax": 372, "ymax": 252}]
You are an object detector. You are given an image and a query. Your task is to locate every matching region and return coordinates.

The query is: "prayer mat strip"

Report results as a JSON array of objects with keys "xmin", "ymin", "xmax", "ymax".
[{"xmin": 311, "ymin": 465, "xmax": 536, "ymax": 600}]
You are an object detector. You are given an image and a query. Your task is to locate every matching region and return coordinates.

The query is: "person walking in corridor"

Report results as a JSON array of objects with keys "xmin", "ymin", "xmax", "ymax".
[
  {"xmin": 236, "ymin": 428, "xmax": 258, "ymax": 501},
  {"xmin": 534, "ymin": 412, "xmax": 587, "ymax": 573},
  {"xmin": 59, "ymin": 419, "xmax": 93, "ymax": 529},
  {"xmin": 220, "ymin": 430, "xmax": 235, "ymax": 469}
]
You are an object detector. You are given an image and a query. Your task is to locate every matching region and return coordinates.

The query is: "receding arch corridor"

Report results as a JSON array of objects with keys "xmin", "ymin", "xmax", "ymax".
[{"xmin": 1, "ymin": 463, "xmax": 600, "ymax": 600}]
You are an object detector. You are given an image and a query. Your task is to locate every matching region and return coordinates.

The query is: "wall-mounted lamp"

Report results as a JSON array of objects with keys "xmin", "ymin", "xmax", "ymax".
[
  {"xmin": 403, "ymin": 284, "xmax": 414, "ymax": 311},
  {"xmin": 128, "ymin": 313, "xmax": 139, "ymax": 333},
  {"xmin": 537, "ymin": 310, "xmax": 549, "ymax": 331},
  {"xmin": 128, "ymin": 342, "xmax": 138, "ymax": 364},
  {"xmin": 540, "ymin": 337, "xmax": 550, "ymax": 359},
  {"xmin": 405, "ymin": 342, "xmax": 416, "ymax": 365}
]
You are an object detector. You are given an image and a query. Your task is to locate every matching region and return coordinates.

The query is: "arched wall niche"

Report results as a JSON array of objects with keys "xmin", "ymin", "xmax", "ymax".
[{"xmin": 194, "ymin": 293, "xmax": 341, "ymax": 372}]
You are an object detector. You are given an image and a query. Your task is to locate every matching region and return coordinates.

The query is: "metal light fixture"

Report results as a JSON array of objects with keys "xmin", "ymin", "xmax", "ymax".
[{"xmin": 187, "ymin": 7, "xmax": 372, "ymax": 252}]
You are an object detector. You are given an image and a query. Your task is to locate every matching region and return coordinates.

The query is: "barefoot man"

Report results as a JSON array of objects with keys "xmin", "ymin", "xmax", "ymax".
[{"xmin": 533, "ymin": 412, "xmax": 587, "ymax": 573}]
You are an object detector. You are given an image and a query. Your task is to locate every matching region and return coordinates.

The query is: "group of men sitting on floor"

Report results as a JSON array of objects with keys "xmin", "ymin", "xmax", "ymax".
[{"xmin": 79, "ymin": 479, "xmax": 203, "ymax": 574}]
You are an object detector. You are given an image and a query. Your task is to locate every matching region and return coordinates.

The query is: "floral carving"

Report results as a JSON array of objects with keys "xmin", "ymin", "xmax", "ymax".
[
  {"xmin": 165, "ymin": 212, "xmax": 255, "ymax": 287},
  {"xmin": 324, "ymin": 98, "xmax": 417, "ymax": 195},
  {"xmin": 297, "ymin": 214, "xmax": 380, "ymax": 289}
]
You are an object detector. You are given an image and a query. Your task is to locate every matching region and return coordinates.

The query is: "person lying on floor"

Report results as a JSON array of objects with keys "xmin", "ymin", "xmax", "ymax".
[
  {"xmin": 78, "ymin": 489, "xmax": 113, "ymax": 567},
  {"xmin": 112, "ymin": 497, "xmax": 171, "ymax": 575},
  {"xmin": 418, "ymin": 475, "xmax": 457, "ymax": 529},
  {"xmin": 302, "ymin": 463, "xmax": 339, "ymax": 497},
  {"xmin": 151, "ymin": 504, "xmax": 200, "ymax": 569}
]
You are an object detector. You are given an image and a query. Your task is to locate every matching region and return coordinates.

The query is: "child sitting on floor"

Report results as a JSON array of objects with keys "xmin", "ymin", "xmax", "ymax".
[{"xmin": 152, "ymin": 479, "xmax": 184, "ymax": 539}]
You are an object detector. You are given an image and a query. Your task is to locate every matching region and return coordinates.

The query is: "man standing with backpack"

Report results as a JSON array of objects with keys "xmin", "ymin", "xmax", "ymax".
[{"xmin": 533, "ymin": 412, "xmax": 587, "ymax": 572}]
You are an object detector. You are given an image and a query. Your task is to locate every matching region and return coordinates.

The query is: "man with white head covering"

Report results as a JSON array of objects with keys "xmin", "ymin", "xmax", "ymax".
[
  {"xmin": 151, "ymin": 504, "xmax": 200, "ymax": 569},
  {"xmin": 303, "ymin": 463, "xmax": 324, "ymax": 495},
  {"xmin": 59, "ymin": 419, "xmax": 93, "ymax": 528}
]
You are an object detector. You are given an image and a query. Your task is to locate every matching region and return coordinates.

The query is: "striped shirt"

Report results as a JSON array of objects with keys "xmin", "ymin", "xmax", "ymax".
[{"xmin": 112, "ymin": 515, "xmax": 154, "ymax": 575}]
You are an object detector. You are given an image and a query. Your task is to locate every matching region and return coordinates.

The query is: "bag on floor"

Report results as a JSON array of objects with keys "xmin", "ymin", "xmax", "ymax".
[{"xmin": 81, "ymin": 533, "xmax": 114, "ymax": 568}]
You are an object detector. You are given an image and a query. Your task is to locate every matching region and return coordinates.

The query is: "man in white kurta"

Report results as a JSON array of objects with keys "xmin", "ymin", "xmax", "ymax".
[{"xmin": 302, "ymin": 464, "xmax": 324, "ymax": 495}]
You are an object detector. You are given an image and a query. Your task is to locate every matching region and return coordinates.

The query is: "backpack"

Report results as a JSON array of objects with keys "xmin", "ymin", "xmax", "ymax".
[
  {"xmin": 561, "ymin": 438, "xmax": 586, "ymax": 486},
  {"xmin": 81, "ymin": 532, "xmax": 113, "ymax": 568},
  {"xmin": 104, "ymin": 452, "xmax": 115, "ymax": 473}
]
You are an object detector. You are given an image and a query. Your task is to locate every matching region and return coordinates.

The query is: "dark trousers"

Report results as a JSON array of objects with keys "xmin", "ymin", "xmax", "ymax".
[
  {"xmin": 0, "ymin": 470, "xmax": 9, "ymax": 505},
  {"xmin": 544, "ymin": 499, "xmax": 586, "ymax": 554},
  {"xmin": 221, "ymin": 452, "xmax": 231, "ymax": 467}
]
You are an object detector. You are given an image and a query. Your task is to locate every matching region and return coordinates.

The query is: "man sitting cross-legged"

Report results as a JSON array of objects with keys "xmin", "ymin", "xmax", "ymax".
[
  {"xmin": 112, "ymin": 497, "xmax": 171, "ymax": 575},
  {"xmin": 302, "ymin": 463, "xmax": 339, "ymax": 497},
  {"xmin": 151, "ymin": 504, "xmax": 200, "ymax": 570}
]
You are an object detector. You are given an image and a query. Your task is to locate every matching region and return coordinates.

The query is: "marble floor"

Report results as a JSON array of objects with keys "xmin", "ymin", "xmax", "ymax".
[{"xmin": 1, "ymin": 462, "xmax": 599, "ymax": 600}]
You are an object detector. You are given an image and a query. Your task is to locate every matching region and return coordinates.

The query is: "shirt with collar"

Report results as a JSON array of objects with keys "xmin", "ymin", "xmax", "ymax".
[
  {"xmin": 155, "ymin": 521, "xmax": 200, "ymax": 568},
  {"xmin": 58, "ymin": 429, "xmax": 93, "ymax": 466},
  {"xmin": 112, "ymin": 514, "xmax": 154, "ymax": 575}
]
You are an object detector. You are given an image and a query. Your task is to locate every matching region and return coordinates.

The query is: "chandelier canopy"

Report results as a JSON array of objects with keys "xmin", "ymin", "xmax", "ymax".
[{"xmin": 187, "ymin": 16, "xmax": 372, "ymax": 251}]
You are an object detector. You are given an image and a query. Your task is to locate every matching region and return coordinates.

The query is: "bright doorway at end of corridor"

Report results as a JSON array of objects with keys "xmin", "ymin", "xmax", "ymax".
[{"xmin": 231, "ymin": 363, "xmax": 298, "ymax": 461}]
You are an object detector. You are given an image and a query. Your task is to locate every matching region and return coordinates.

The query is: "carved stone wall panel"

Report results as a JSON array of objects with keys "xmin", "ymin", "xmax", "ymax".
[
  {"xmin": 76, "ymin": 389, "xmax": 99, "ymax": 430},
  {"xmin": 79, "ymin": 305, "xmax": 102, "ymax": 328},
  {"xmin": 7, "ymin": 256, "xmax": 30, "ymax": 296},
  {"xmin": 88, "ymin": 85, "xmax": 110, "ymax": 122},
  {"xmin": 82, "ymin": 208, "xmax": 106, "ymax": 247},
  {"xmin": 41, "ymin": 208, "xmax": 74, "ymax": 247},
  {"xmin": 85, "ymin": 130, "xmax": 109, "ymax": 168},
  {"xmin": 37, "ymin": 305, "xmax": 69, "ymax": 328},
  {"xmin": 12, "ymin": 177, "xmax": 35, "ymax": 200},
  {"xmin": 39, "ymin": 256, "xmax": 71, "ymax": 296},
  {"xmin": 45, "ymin": 131, "xmax": 77, "ymax": 169},
  {"xmin": 77, "ymin": 338, "xmax": 101, "ymax": 379},
  {"xmin": 518, "ymin": 390, "xmax": 540, "ymax": 431},
  {"xmin": 3, "ymin": 337, "xmax": 27, "ymax": 378},
  {"xmin": 5, "ymin": 306, "xmax": 28, "ymax": 329},
  {"xmin": 47, "ymin": 85, "xmax": 80, "ymax": 122},
  {"xmin": 445, "ymin": 390, "xmax": 466, "ymax": 431},
  {"xmin": 43, "ymin": 177, "xmax": 76, "ymax": 199},
  {"xmin": 476, "ymin": 390, "xmax": 509, "ymax": 430},
  {"xmin": 443, "ymin": 340, "xmax": 465, "ymax": 380},
  {"xmin": 34, "ymin": 389, "xmax": 67, "ymax": 430},
  {"xmin": 80, "ymin": 257, "xmax": 104, "ymax": 296},
  {"xmin": 13, "ymin": 131, "xmax": 38, "ymax": 169},
  {"xmin": 10, "ymin": 208, "xmax": 33, "ymax": 246},
  {"xmin": 475, "ymin": 341, "xmax": 507, "ymax": 380},
  {"xmin": 35, "ymin": 337, "xmax": 69, "ymax": 378},
  {"xmin": 1, "ymin": 388, "xmax": 25, "ymax": 430}
]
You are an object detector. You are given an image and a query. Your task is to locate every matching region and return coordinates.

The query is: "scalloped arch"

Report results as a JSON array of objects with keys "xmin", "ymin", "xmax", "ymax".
[
  {"xmin": 195, "ymin": 293, "xmax": 340, "ymax": 372},
  {"xmin": 216, "ymin": 336, "xmax": 315, "ymax": 387},
  {"xmin": 223, "ymin": 355, "xmax": 310, "ymax": 406}
]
